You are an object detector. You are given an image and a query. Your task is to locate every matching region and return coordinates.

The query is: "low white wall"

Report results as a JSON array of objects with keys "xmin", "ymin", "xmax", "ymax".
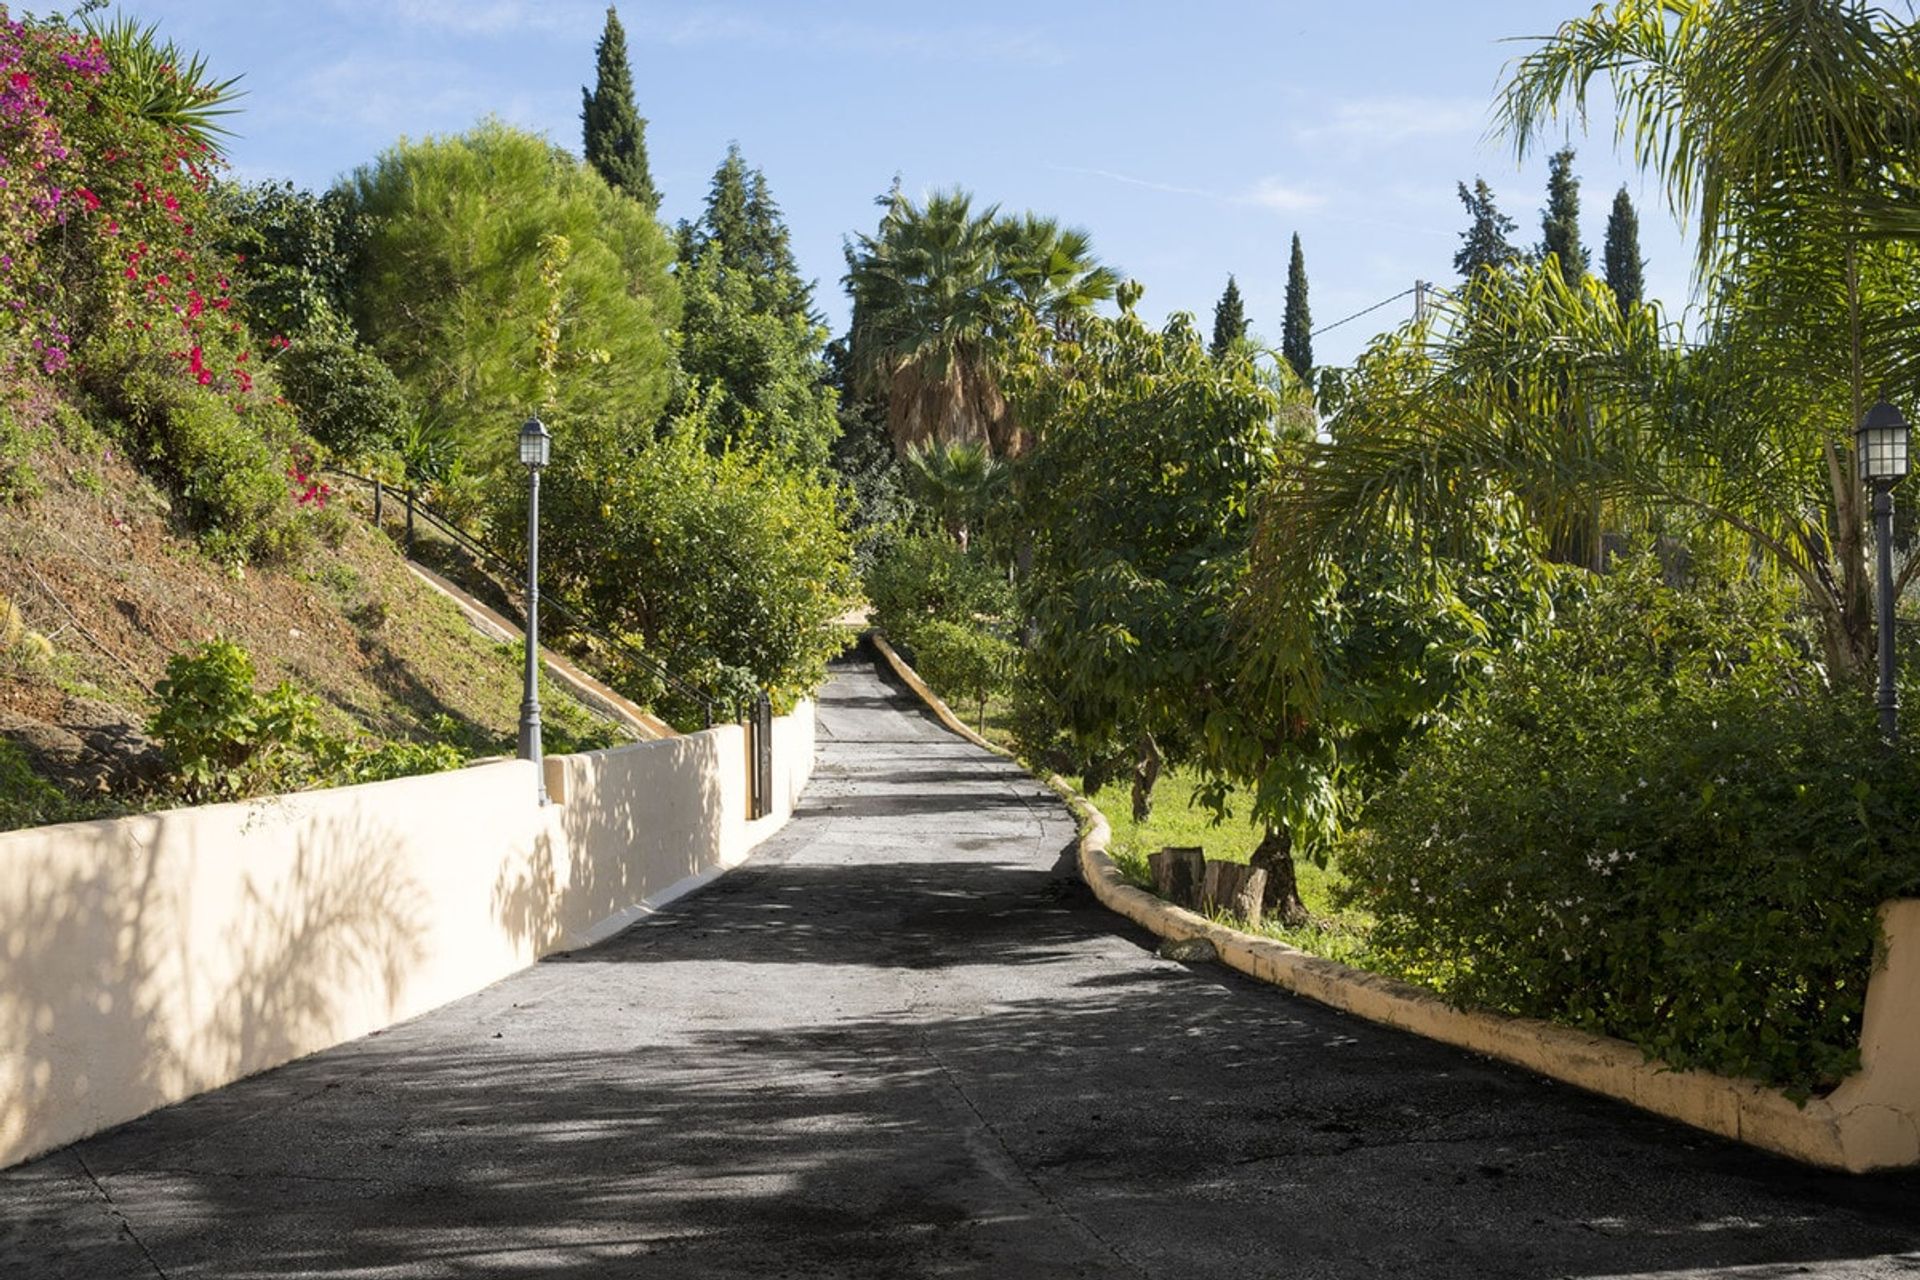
[{"xmin": 0, "ymin": 701, "xmax": 815, "ymax": 1169}]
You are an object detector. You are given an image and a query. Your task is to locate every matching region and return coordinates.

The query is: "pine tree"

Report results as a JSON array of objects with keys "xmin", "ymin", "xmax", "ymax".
[
  {"xmin": 581, "ymin": 6, "xmax": 659, "ymax": 213},
  {"xmin": 1282, "ymin": 233, "xmax": 1312, "ymax": 382},
  {"xmin": 1603, "ymin": 185, "xmax": 1645, "ymax": 310},
  {"xmin": 675, "ymin": 145, "xmax": 835, "ymax": 465},
  {"xmin": 1453, "ymin": 178, "xmax": 1521, "ymax": 279},
  {"xmin": 683, "ymin": 144, "xmax": 813, "ymax": 321},
  {"xmin": 1538, "ymin": 148, "xmax": 1587, "ymax": 278},
  {"xmin": 1210, "ymin": 274, "xmax": 1247, "ymax": 358}
]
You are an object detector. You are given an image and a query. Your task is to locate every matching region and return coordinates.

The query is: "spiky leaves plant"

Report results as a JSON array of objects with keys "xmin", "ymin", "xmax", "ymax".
[{"xmin": 84, "ymin": 14, "xmax": 243, "ymax": 154}]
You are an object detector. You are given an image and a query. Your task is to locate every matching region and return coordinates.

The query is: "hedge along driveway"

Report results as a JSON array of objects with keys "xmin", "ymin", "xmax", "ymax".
[{"xmin": 3, "ymin": 652, "xmax": 1919, "ymax": 1279}]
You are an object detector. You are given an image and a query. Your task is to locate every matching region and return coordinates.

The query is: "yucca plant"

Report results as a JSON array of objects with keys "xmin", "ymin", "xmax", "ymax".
[{"xmin": 84, "ymin": 14, "xmax": 243, "ymax": 154}]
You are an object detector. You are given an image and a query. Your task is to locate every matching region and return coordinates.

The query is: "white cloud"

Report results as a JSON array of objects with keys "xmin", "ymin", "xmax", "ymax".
[
  {"xmin": 1296, "ymin": 96, "xmax": 1487, "ymax": 146},
  {"xmin": 323, "ymin": 0, "xmax": 599, "ymax": 37},
  {"xmin": 1060, "ymin": 166, "xmax": 1325, "ymax": 215},
  {"xmin": 1243, "ymin": 177, "xmax": 1321, "ymax": 212}
]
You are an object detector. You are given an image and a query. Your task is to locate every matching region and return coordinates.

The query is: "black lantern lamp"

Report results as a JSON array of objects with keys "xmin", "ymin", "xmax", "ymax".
[
  {"xmin": 517, "ymin": 414, "xmax": 551, "ymax": 799},
  {"xmin": 1860, "ymin": 400, "xmax": 1911, "ymax": 739}
]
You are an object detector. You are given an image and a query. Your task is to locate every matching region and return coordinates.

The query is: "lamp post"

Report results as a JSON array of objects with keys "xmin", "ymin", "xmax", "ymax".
[
  {"xmin": 517, "ymin": 413, "xmax": 552, "ymax": 801},
  {"xmin": 1858, "ymin": 400, "xmax": 1910, "ymax": 740}
]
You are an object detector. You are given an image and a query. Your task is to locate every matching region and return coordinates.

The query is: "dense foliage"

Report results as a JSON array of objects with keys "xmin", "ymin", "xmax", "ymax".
[
  {"xmin": 1345, "ymin": 556, "xmax": 1920, "ymax": 1092},
  {"xmin": 343, "ymin": 121, "xmax": 679, "ymax": 479},
  {"xmin": 150, "ymin": 639, "xmax": 464, "ymax": 803},
  {"xmin": 674, "ymin": 146, "xmax": 837, "ymax": 468},
  {"xmin": 536, "ymin": 421, "xmax": 855, "ymax": 718}
]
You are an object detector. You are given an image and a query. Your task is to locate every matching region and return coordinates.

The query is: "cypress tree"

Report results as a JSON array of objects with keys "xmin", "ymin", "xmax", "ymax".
[
  {"xmin": 1453, "ymin": 178, "xmax": 1521, "ymax": 279},
  {"xmin": 1604, "ymin": 185, "xmax": 1645, "ymax": 310},
  {"xmin": 1538, "ymin": 148, "xmax": 1587, "ymax": 278},
  {"xmin": 581, "ymin": 6, "xmax": 659, "ymax": 213},
  {"xmin": 1210, "ymin": 274, "xmax": 1247, "ymax": 358},
  {"xmin": 1282, "ymin": 233, "xmax": 1312, "ymax": 382}
]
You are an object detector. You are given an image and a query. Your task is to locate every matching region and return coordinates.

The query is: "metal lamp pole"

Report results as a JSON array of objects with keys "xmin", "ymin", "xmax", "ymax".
[
  {"xmin": 1858, "ymin": 401, "xmax": 1910, "ymax": 740},
  {"xmin": 517, "ymin": 414, "xmax": 552, "ymax": 801}
]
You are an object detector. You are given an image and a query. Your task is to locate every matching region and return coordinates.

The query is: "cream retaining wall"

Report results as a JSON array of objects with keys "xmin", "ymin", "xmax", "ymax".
[
  {"xmin": 873, "ymin": 632, "xmax": 1920, "ymax": 1173},
  {"xmin": 0, "ymin": 702, "xmax": 815, "ymax": 1169}
]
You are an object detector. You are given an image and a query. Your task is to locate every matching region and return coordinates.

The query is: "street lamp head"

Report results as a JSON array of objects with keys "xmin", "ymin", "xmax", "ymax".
[
  {"xmin": 1858, "ymin": 400, "xmax": 1909, "ymax": 485},
  {"xmin": 518, "ymin": 414, "xmax": 551, "ymax": 471}
]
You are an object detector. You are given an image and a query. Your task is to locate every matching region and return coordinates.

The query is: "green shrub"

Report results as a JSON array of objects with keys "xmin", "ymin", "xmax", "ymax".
[
  {"xmin": 117, "ymin": 371, "xmax": 306, "ymax": 563},
  {"xmin": 150, "ymin": 639, "xmax": 326, "ymax": 802},
  {"xmin": 534, "ymin": 421, "xmax": 857, "ymax": 723},
  {"xmin": 151, "ymin": 638, "xmax": 472, "ymax": 801},
  {"xmin": 0, "ymin": 739, "xmax": 71, "ymax": 830},
  {"xmin": 864, "ymin": 531, "xmax": 1013, "ymax": 654},
  {"xmin": 274, "ymin": 335, "xmax": 412, "ymax": 460},
  {"xmin": 910, "ymin": 618, "xmax": 1016, "ymax": 722},
  {"xmin": 1344, "ymin": 553, "xmax": 1920, "ymax": 1094},
  {"xmin": 0, "ymin": 407, "xmax": 42, "ymax": 502}
]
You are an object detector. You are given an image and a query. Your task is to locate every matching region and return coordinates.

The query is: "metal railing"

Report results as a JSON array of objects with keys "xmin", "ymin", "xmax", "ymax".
[{"xmin": 326, "ymin": 467, "xmax": 730, "ymax": 729}]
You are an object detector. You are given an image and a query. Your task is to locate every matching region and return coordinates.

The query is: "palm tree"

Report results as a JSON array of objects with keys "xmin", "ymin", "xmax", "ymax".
[
  {"xmin": 903, "ymin": 439, "xmax": 1004, "ymax": 550},
  {"xmin": 1251, "ymin": 0, "xmax": 1920, "ymax": 683},
  {"xmin": 1491, "ymin": 0, "xmax": 1920, "ymax": 674},
  {"xmin": 844, "ymin": 189, "xmax": 1117, "ymax": 460},
  {"xmin": 995, "ymin": 213, "xmax": 1119, "ymax": 340}
]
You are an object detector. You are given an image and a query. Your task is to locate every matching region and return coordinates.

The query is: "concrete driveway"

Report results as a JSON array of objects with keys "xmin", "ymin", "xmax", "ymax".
[{"xmin": 4, "ymin": 651, "xmax": 1919, "ymax": 1278}]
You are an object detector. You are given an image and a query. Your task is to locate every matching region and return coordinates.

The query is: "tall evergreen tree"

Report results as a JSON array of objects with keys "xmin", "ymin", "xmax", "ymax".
[
  {"xmin": 1538, "ymin": 147, "xmax": 1587, "ymax": 278},
  {"xmin": 580, "ymin": 6, "xmax": 659, "ymax": 213},
  {"xmin": 1453, "ymin": 178, "xmax": 1521, "ymax": 278},
  {"xmin": 1210, "ymin": 274, "xmax": 1247, "ymax": 358},
  {"xmin": 1603, "ymin": 185, "xmax": 1645, "ymax": 310},
  {"xmin": 674, "ymin": 146, "xmax": 835, "ymax": 466},
  {"xmin": 1282, "ymin": 233, "xmax": 1312, "ymax": 381},
  {"xmin": 682, "ymin": 144, "xmax": 813, "ymax": 321}
]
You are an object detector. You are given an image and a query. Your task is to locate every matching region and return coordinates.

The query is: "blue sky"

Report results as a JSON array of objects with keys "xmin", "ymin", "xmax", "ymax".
[{"xmin": 102, "ymin": 1, "xmax": 1693, "ymax": 367}]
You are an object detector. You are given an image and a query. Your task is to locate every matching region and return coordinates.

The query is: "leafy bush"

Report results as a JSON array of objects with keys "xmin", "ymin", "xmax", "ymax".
[
  {"xmin": 150, "ymin": 638, "xmax": 326, "ymax": 802},
  {"xmin": 0, "ymin": 739, "xmax": 73, "ymax": 829},
  {"xmin": 151, "ymin": 638, "xmax": 471, "ymax": 801},
  {"xmin": 115, "ymin": 369, "xmax": 307, "ymax": 563},
  {"xmin": 910, "ymin": 618, "xmax": 1015, "ymax": 722},
  {"xmin": 0, "ymin": 409, "xmax": 40, "ymax": 502},
  {"xmin": 274, "ymin": 334, "xmax": 412, "ymax": 460},
  {"xmin": 534, "ymin": 421, "xmax": 857, "ymax": 721},
  {"xmin": 864, "ymin": 531, "xmax": 1013, "ymax": 654},
  {"xmin": 1343, "ymin": 553, "xmax": 1920, "ymax": 1093}
]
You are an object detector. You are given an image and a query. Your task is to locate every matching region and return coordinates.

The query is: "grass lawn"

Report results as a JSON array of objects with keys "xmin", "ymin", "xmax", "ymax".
[{"xmin": 948, "ymin": 685, "xmax": 1377, "ymax": 968}]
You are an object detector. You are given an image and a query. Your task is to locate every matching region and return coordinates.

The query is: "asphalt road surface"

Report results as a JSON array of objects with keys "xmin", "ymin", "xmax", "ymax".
[{"xmin": 4, "ymin": 651, "xmax": 1919, "ymax": 1278}]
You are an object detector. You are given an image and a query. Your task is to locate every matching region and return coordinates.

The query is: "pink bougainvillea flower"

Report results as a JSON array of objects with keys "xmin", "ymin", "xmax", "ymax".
[{"xmin": 75, "ymin": 186, "xmax": 98, "ymax": 211}]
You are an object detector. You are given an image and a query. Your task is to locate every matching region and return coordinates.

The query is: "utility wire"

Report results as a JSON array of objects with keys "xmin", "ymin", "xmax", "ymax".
[{"xmin": 1310, "ymin": 286, "xmax": 1419, "ymax": 338}]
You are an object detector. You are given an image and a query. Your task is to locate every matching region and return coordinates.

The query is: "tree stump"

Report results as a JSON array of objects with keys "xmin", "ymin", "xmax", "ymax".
[
  {"xmin": 1148, "ymin": 846, "xmax": 1205, "ymax": 907},
  {"xmin": 1199, "ymin": 860, "xmax": 1269, "ymax": 929}
]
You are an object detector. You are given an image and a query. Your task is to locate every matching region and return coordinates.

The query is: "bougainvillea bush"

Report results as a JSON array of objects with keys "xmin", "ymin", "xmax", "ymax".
[{"xmin": 0, "ymin": 8, "xmax": 319, "ymax": 559}]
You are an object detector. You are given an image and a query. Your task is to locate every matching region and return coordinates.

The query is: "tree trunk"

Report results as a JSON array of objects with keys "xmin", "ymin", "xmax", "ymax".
[
  {"xmin": 1249, "ymin": 824, "xmax": 1309, "ymax": 927},
  {"xmin": 1131, "ymin": 731, "xmax": 1162, "ymax": 824}
]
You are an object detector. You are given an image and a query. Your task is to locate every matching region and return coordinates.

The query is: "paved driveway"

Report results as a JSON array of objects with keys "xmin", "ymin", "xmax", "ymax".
[{"xmin": 4, "ymin": 652, "xmax": 1919, "ymax": 1278}]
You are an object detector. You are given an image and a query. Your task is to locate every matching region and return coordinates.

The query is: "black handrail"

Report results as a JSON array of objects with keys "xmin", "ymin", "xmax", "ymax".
[{"xmin": 326, "ymin": 467, "xmax": 729, "ymax": 728}]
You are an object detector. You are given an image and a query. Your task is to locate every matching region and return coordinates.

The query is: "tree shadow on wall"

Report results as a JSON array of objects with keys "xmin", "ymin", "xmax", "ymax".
[{"xmin": 0, "ymin": 803, "xmax": 429, "ymax": 1267}]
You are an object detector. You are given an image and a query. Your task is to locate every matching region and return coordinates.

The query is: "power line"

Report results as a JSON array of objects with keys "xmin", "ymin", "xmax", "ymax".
[{"xmin": 1310, "ymin": 286, "xmax": 1419, "ymax": 339}]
